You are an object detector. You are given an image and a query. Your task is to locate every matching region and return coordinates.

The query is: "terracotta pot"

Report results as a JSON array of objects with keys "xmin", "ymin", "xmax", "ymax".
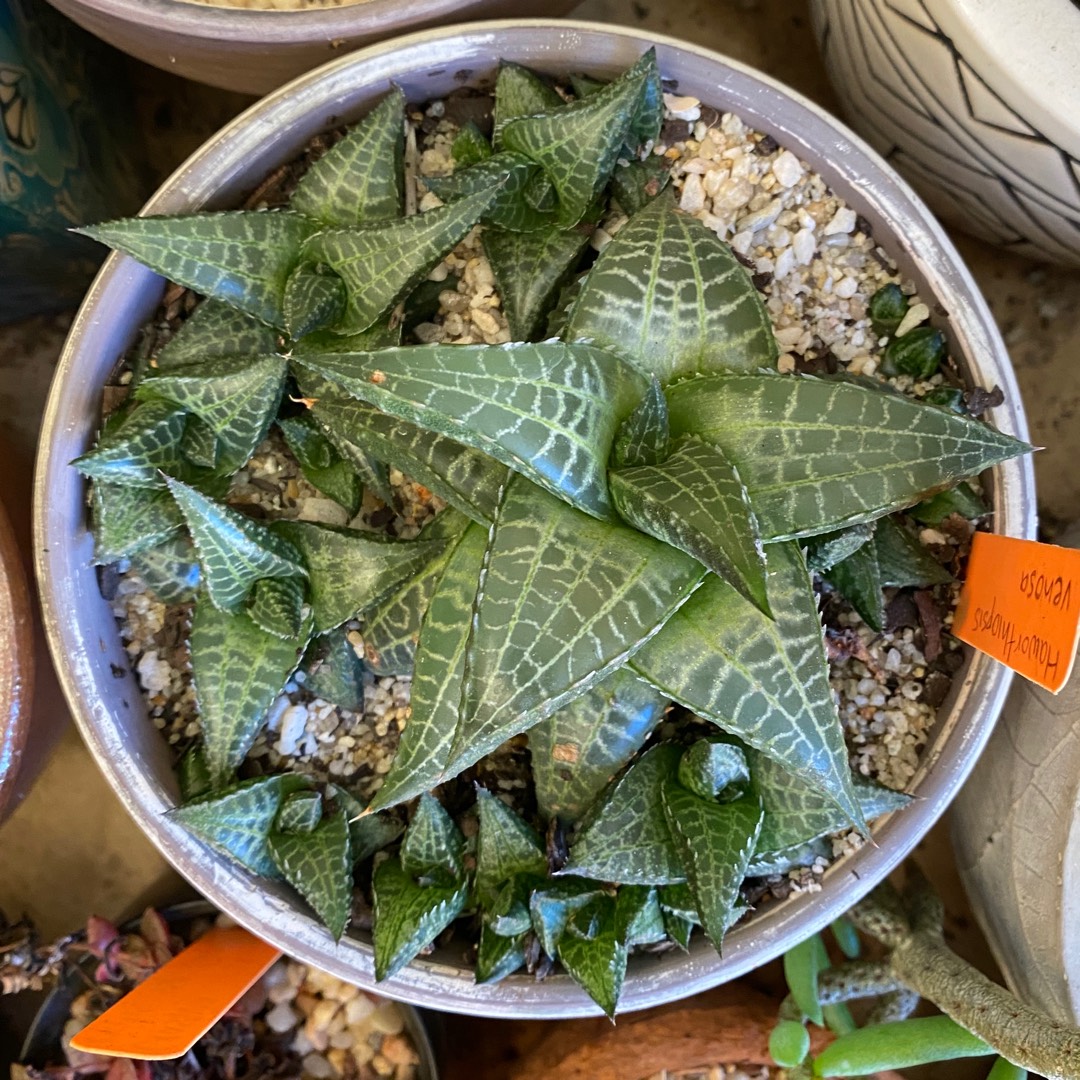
[
  {"xmin": 41, "ymin": 0, "xmax": 579, "ymax": 96},
  {"xmin": 35, "ymin": 19, "xmax": 1036, "ymax": 1019},
  {"xmin": 441, "ymin": 985, "xmax": 903, "ymax": 1080}
]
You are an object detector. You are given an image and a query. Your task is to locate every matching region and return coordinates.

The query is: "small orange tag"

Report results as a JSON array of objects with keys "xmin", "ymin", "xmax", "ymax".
[
  {"xmin": 953, "ymin": 532, "xmax": 1080, "ymax": 693},
  {"xmin": 69, "ymin": 927, "xmax": 281, "ymax": 1060}
]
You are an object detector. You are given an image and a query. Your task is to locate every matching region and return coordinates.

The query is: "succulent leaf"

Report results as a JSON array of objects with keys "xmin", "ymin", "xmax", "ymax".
[
  {"xmin": 137, "ymin": 353, "xmax": 287, "ymax": 473},
  {"xmin": 482, "ymin": 225, "xmax": 591, "ymax": 340},
  {"xmin": 751, "ymin": 751, "xmax": 910, "ymax": 856},
  {"xmin": 165, "ymin": 477, "xmax": 307, "ymax": 613},
  {"xmin": 451, "ymin": 121, "xmax": 493, "ymax": 168},
  {"xmin": 74, "ymin": 401, "xmax": 189, "ymax": 489},
  {"xmin": 474, "ymin": 787, "xmax": 548, "ymax": 899},
  {"xmin": 91, "ymin": 481, "xmax": 183, "ymax": 562},
  {"xmin": 181, "ymin": 416, "xmax": 220, "ymax": 469},
  {"xmin": 804, "ymin": 522, "xmax": 876, "ymax": 573},
  {"xmin": 666, "ymin": 374, "xmax": 1029, "ymax": 540},
  {"xmin": 247, "ymin": 575, "xmax": 307, "ymax": 639},
  {"xmin": 427, "ymin": 152, "xmax": 557, "ymax": 232},
  {"xmin": 268, "ymin": 810, "xmax": 353, "ymax": 940},
  {"xmin": 661, "ymin": 783, "xmax": 763, "ymax": 950},
  {"xmin": 153, "ymin": 300, "xmax": 279, "ymax": 375},
  {"xmin": 611, "ymin": 156, "xmax": 672, "ymax": 216},
  {"xmin": 301, "ymin": 187, "xmax": 501, "ymax": 334},
  {"xmin": 189, "ymin": 599, "xmax": 313, "ymax": 786},
  {"xmin": 276, "ymin": 790, "xmax": 323, "ymax": 833},
  {"xmin": 528, "ymin": 877, "xmax": 607, "ymax": 958},
  {"xmin": 78, "ymin": 211, "xmax": 314, "ymax": 327},
  {"xmin": 745, "ymin": 837, "xmax": 830, "ymax": 878},
  {"xmin": 557, "ymin": 893, "xmax": 627, "ymax": 1018},
  {"xmin": 170, "ymin": 773, "xmax": 310, "ymax": 878},
  {"xmin": 630, "ymin": 542, "xmax": 863, "ymax": 829},
  {"xmin": 492, "ymin": 62, "xmax": 564, "ymax": 147},
  {"xmin": 565, "ymin": 743, "xmax": 686, "ymax": 885},
  {"xmin": 874, "ymin": 516, "xmax": 953, "ymax": 587},
  {"xmin": 294, "ymin": 341, "xmax": 646, "ymax": 520},
  {"xmin": 372, "ymin": 857, "xmax": 469, "ymax": 981},
  {"xmin": 678, "ymin": 739, "xmax": 750, "ymax": 800},
  {"xmin": 447, "ymin": 477, "xmax": 705, "ymax": 778},
  {"xmin": 612, "ymin": 376, "xmax": 669, "ymax": 469},
  {"xmin": 911, "ymin": 482, "xmax": 988, "ymax": 524},
  {"xmin": 622, "ymin": 49, "xmax": 664, "ymax": 150},
  {"xmin": 177, "ymin": 744, "xmax": 212, "ymax": 802},
  {"xmin": 360, "ymin": 516, "xmax": 466, "ymax": 676},
  {"xmin": 529, "ymin": 666, "xmax": 667, "ymax": 825},
  {"xmin": 282, "ymin": 267, "xmax": 347, "ymax": 339},
  {"xmin": 277, "ymin": 414, "xmax": 363, "ymax": 516},
  {"xmin": 329, "ymin": 785, "xmax": 404, "ymax": 864},
  {"xmin": 368, "ymin": 523, "xmax": 488, "ymax": 810},
  {"xmin": 300, "ymin": 629, "xmax": 367, "ymax": 711},
  {"xmin": 499, "ymin": 51, "xmax": 656, "ymax": 227},
  {"xmin": 615, "ymin": 885, "xmax": 667, "ymax": 946},
  {"xmin": 475, "ymin": 924, "xmax": 527, "ymax": 985},
  {"xmin": 272, "ymin": 519, "xmax": 448, "ymax": 634},
  {"xmin": 823, "ymin": 538, "xmax": 885, "ymax": 631},
  {"xmin": 400, "ymin": 792, "xmax": 466, "ymax": 886},
  {"xmin": 302, "ymin": 376, "xmax": 509, "ymax": 525},
  {"xmin": 129, "ymin": 534, "xmax": 201, "ymax": 604},
  {"xmin": 565, "ymin": 191, "xmax": 778, "ymax": 381},
  {"xmin": 290, "ymin": 88, "xmax": 405, "ymax": 227},
  {"xmin": 663, "ymin": 911, "xmax": 694, "ymax": 951},
  {"xmin": 610, "ymin": 434, "xmax": 770, "ymax": 615}
]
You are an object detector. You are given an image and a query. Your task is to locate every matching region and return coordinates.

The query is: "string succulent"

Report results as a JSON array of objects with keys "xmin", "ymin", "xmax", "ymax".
[{"xmin": 76, "ymin": 52, "xmax": 1029, "ymax": 1015}]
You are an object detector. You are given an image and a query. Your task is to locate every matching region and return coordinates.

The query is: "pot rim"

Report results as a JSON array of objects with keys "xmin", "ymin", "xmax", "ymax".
[
  {"xmin": 34, "ymin": 17, "xmax": 1037, "ymax": 1018},
  {"xmin": 47, "ymin": 0, "xmax": 514, "ymax": 41}
]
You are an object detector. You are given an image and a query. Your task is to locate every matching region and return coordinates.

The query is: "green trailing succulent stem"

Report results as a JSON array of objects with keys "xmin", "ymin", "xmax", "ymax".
[
  {"xmin": 77, "ymin": 51, "xmax": 1031, "ymax": 1013},
  {"xmin": 774, "ymin": 871, "xmax": 1080, "ymax": 1080}
]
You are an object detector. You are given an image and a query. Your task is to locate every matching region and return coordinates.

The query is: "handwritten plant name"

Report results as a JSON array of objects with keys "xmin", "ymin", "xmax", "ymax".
[{"xmin": 970, "ymin": 568, "xmax": 1074, "ymax": 683}]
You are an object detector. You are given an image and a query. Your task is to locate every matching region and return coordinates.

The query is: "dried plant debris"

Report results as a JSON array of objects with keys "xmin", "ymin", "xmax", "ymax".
[
  {"xmin": 13, "ymin": 911, "xmax": 423, "ymax": 1080},
  {"xmin": 77, "ymin": 52, "xmax": 1029, "ymax": 1015}
]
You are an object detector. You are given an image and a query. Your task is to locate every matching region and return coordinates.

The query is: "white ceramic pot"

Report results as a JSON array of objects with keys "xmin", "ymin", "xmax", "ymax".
[
  {"xmin": 810, "ymin": 0, "xmax": 1080, "ymax": 267},
  {"xmin": 42, "ymin": 0, "xmax": 578, "ymax": 96},
  {"xmin": 952, "ymin": 521, "xmax": 1080, "ymax": 1025},
  {"xmin": 35, "ymin": 19, "xmax": 1035, "ymax": 1018}
]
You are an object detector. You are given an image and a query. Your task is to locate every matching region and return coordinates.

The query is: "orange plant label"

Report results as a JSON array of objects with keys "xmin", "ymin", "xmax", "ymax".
[
  {"xmin": 953, "ymin": 532, "xmax": 1080, "ymax": 693},
  {"xmin": 69, "ymin": 926, "xmax": 281, "ymax": 1060}
]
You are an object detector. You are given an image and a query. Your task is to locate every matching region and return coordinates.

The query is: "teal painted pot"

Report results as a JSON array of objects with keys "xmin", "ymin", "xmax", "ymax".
[{"xmin": 0, "ymin": 0, "xmax": 144, "ymax": 321}]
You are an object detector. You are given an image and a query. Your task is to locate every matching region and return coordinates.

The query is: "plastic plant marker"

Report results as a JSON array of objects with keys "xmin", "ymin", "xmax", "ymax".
[
  {"xmin": 953, "ymin": 532, "xmax": 1080, "ymax": 692},
  {"xmin": 68, "ymin": 927, "xmax": 281, "ymax": 1060}
]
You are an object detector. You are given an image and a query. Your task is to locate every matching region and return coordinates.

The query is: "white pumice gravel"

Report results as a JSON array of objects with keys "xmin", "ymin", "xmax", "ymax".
[
  {"xmin": 259, "ymin": 958, "xmax": 422, "ymax": 1079},
  {"xmin": 111, "ymin": 85, "xmax": 974, "ymax": 918}
]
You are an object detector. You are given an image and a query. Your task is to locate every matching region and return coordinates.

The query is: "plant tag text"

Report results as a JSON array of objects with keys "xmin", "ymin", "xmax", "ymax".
[{"xmin": 954, "ymin": 532, "xmax": 1080, "ymax": 693}]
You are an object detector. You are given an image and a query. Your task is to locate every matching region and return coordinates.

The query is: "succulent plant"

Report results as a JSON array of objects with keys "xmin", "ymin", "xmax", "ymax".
[{"xmin": 76, "ymin": 52, "xmax": 1028, "ymax": 1015}]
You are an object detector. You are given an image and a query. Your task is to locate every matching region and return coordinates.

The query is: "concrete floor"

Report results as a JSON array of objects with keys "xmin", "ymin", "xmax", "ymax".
[{"xmin": 0, "ymin": 0, "xmax": 1077, "ymax": 1072}]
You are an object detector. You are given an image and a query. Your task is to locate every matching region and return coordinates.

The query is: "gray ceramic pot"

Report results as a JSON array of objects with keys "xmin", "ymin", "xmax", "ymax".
[
  {"xmin": 42, "ymin": 0, "xmax": 577, "ymax": 96},
  {"xmin": 34, "ymin": 19, "xmax": 1036, "ymax": 1019}
]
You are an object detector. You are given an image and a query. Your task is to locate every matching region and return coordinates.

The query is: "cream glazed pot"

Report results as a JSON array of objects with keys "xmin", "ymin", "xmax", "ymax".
[
  {"xmin": 952, "ymin": 521, "xmax": 1080, "ymax": 1025},
  {"xmin": 35, "ymin": 20, "xmax": 1035, "ymax": 1018},
  {"xmin": 810, "ymin": 0, "xmax": 1080, "ymax": 267}
]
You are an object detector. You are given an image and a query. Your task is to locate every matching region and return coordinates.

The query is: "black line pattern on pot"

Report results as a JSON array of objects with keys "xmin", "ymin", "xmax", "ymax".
[{"xmin": 813, "ymin": 0, "xmax": 1080, "ymax": 265}]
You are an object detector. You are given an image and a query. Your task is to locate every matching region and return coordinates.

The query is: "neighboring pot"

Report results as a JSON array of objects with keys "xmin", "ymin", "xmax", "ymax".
[
  {"xmin": 0, "ymin": 489, "xmax": 35, "ymax": 826},
  {"xmin": 809, "ymin": 0, "xmax": 1080, "ymax": 267},
  {"xmin": 42, "ymin": 0, "xmax": 578, "ymax": 96},
  {"xmin": 951, "ymin": 521, "xmax": 1080, "ymax": 1026},
  {"xmin": 35, "ymin": 19, "xmax": 1036, "ymax": 1019},
  {"xmin": 18, "ymin": 901, "xmax": 439, "ymax": 1077}
]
